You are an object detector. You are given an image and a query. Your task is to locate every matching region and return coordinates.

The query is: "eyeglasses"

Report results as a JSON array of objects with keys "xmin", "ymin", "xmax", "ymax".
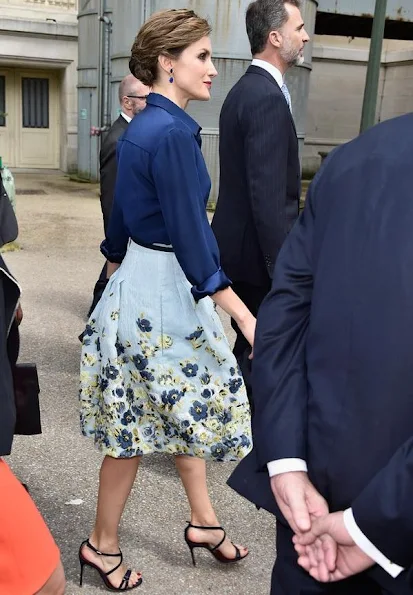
[{"xmin": 126, "ymin": 95, "xmax": 149, "ymax": 100}]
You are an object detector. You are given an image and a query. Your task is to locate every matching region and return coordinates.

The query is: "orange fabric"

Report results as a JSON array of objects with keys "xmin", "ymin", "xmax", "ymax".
[{"xmin": 0, "ymin": 460, "xmax": 60, "ymax": 595}]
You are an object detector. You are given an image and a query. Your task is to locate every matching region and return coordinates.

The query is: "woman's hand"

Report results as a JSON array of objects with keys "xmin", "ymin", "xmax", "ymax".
[
  {"xmin": 106, "ymin": 261, "xmax": 120, "ymax": 279},
  {"xmin": 237, "ymin": 312, "xmax": 256, "ymax": 349},
  {"xmin": 211, "ymin": 287, "xmax": 256, "ymax": 354},
  {"xmin": 15, "ymin": 303, "xmax": 23, "ymax": 326}
]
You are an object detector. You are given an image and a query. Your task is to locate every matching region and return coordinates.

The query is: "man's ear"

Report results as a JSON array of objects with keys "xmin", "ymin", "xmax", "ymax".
[
  {"xmin": 121, "ymin": 96, "xmax": 130, "ymax": 110},
  {"xmin": 269, "ymin": 30, "xmax": 282, "ymax": 49}
]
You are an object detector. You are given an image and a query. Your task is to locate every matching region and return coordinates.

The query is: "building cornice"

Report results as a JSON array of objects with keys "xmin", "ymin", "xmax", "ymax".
[
  {"xmin": 0, "ymin": 16, "xmax": 77, "ymax": 38},
  {"xmin": 313, "ymin": 43, "xmax": 413, "ymax": 65}
]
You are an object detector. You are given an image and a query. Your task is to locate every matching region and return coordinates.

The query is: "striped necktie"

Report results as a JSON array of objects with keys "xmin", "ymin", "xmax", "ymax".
[{"xmin": 281, "ymin": 82, "xmax": 292, "ymax": 113}]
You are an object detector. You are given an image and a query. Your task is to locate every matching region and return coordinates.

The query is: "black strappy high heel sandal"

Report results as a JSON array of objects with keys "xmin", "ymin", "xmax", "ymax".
[
  {"xmin": 79, "ymin": 539, "xmax": 142, "ymax": 591},
  {"xmin": 184, "ymin": 523, "xmax": 249, "ymax": 566}
]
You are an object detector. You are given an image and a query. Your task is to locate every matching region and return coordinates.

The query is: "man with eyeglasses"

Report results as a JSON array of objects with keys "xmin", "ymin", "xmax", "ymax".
[{"xmin": 89, "ymin": 74, "xmax": 150, "ymax": 315}]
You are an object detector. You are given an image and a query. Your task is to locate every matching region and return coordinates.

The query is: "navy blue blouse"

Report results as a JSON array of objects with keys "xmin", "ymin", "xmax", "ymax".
[{"xmin": 101, "ymin": 93, "xmax": 230, "ymax": 301}]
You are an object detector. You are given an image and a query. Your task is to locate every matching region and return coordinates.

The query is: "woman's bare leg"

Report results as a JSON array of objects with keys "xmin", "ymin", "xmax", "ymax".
[
  {"xmin": 174, "ymin": 455, "xmax": 248, "ymax": 559},
  {"xmin": 81, "ymin": 455, "xmax": 142, "ymax": 588}
]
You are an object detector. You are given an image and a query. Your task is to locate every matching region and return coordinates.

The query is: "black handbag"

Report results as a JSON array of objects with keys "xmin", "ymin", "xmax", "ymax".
[{"xmin": 13, "ymin": 363, "xmax": 42, "ymax": 435}]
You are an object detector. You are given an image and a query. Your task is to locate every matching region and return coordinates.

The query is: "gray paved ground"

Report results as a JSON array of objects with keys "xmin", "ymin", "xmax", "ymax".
[{"xmin": 5, "ymin": 172, "xmax": 275, "ymax": 595}]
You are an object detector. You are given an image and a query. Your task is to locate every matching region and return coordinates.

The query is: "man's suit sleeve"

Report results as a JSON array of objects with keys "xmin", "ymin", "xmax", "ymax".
[
  {"xmin": 351, "ymin": 435, "xmax": 413, "ymax": 568},
  {"xmin": 251, "ymin": 176, "xmax": 316, "ymax": 469},
  {"xmin": 243, "ymin": 92, "xmax": 291, "ymax": 276},
  {"xmin": 99, "ymin": 131, "xmax": 118, "ymax": 235}
]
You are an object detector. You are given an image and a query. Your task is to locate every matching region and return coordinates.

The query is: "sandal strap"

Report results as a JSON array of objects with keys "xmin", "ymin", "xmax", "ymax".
[
  {"xmin": 105, "ymin": 556, "xmax": 123, "ymax": 578},
  {"xmin": 186, "ymin": 522, "xmax": 227, "ymax": 552},
  {"xmin": 209, "ymin": 531, "xmax": 227, "ymax": 553},
  {"xmin": 83, "ymin": 539, "xmax": 124, "ymax": 578},
  {"xmin": 85, "ymin": 539, "xmax": 123, "ymax": 559},
  {"xmin": 187, "ymin": 522, "xmax": 224, "ymax": 531},
  {"xmin": 120, "ymin": 568, "xmax": 132, "ymax": 590},
  {"xmin": 233, "ymin": 543, "xmax": 242, "ymax": 560}
]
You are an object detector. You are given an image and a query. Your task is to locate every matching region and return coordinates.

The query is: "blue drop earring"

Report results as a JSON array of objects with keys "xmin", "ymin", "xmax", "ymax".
[{"xmin": 169, "ymin": 68, "xmax": 174, "ymax": 84}]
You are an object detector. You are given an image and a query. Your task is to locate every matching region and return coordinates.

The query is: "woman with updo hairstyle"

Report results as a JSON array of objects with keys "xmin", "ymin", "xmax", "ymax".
[{"xmin": 79, "ymin": 9, "xmax": 254, "ymax": 590}]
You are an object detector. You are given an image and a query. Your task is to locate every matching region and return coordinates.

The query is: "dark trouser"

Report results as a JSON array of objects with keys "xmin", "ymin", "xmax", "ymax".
[
  {"xmin": 272, "ymin": 523, "xmax": 392, "ymax": 595},
  {"xmin": 88, "ymin": 262, "xmax": 107, "ymax": 317},
  {"xmin": 230, "ymin": 280, "xmax": 271, "ymax": 413}
]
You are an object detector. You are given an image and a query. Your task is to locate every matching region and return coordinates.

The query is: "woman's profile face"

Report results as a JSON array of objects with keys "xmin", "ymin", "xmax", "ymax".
[{"xmin": 172, "ymin": 36, "xmax": 217, "ymax": 102}]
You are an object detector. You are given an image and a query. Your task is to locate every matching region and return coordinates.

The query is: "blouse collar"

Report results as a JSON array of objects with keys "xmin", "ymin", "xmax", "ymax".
[{"xmin": 146, "ymin": 93, "xmax": 201, "ymax": 138}]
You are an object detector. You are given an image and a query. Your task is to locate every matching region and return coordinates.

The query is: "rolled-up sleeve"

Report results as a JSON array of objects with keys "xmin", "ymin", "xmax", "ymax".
[
  {"xmin": 152, "ymin": 127, "xmax": 230, "ymax": 300},
  {"xmin": 100, "ymin": 140, "xmax": 131, "ymax": 263}
]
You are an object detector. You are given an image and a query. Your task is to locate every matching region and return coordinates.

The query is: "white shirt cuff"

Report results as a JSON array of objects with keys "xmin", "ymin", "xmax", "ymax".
[
  {"xmin": 267, "ymin": 458, "xmax": 308, "ymax": 477},
  {"xmin": 343, "ymin": 508, "xmax": 404, "ymax": 579}
]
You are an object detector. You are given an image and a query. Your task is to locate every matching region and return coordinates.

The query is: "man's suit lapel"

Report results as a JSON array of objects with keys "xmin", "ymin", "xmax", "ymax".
[
  {"xmin": 111, "ymin": 115, "xmax": 129, "ymax": 144},
  {"xmin": 117, "ymin": 115, "xmax": 129, "ymax": 131},
  {"xmin": 245, "ymin": 65, "xmax": 297, "ymax": 134},
  {"xmin": 246, "ymin": 65, "xmax": 279, "ymax": 87}
]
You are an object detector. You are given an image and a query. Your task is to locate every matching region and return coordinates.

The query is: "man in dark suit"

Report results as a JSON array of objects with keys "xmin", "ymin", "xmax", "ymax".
[
  {"xmin": 229, "ymin": 113, "xmax": 413, "ymax": 594},
  {"xmin": 212, "ymin": 0, "xmax": 309, "ymax": 401},
  {"xmin": 89, "ymin": 74, "xmax": 149, "ymax": 314}
]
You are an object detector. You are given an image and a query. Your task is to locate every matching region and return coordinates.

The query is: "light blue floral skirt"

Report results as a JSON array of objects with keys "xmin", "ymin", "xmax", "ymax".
[{"xmin": 79, "ymin": 241, "xmax": 252, "ymax": 461}]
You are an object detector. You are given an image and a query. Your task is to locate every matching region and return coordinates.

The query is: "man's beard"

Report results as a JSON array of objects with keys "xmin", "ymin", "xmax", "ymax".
[{"xmin": 280, "ymin": 42, "xmax": 304, "ymax": 67}]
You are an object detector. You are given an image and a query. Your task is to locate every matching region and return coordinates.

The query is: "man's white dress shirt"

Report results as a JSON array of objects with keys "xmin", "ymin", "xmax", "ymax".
[
  {"xmin": 121, "ymin": 112, "xmax": 132, "ymax": 124},
  {"xmin": 251, "ymin": 59, "xmax": 292, "ymax": 113},
  {"xmin": 251, "ymin": 58, "xmax": 284, "ymax": 89}
]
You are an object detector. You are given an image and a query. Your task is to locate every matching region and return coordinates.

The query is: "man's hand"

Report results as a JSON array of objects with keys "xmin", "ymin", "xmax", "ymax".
[
  {"xmin": 293, "ymin": 511, "xmax": 375, "ymax": 582},
  {"xmin": 271, "ymin": 472, "xmax": 329, "ymax": 534}
]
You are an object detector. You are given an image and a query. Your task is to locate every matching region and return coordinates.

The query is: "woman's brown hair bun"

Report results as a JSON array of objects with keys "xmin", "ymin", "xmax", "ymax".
[{"xmin": 129, "ymin": 9, "xmax": 211, "ymax": 86}]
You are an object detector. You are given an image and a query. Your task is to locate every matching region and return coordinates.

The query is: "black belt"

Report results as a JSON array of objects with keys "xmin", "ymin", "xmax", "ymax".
[{"xmin": 132, "ymin": 239, "xmax": 174, "ymax": 253}]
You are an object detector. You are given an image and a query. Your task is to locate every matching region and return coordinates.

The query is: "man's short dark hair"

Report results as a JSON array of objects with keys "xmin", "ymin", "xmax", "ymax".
[{"xmin": 246, "ymin": 0, "xmax": 301, "ymax": 55}]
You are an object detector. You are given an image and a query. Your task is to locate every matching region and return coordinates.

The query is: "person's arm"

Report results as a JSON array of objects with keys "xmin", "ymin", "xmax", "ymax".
[
  {"xmin": 151, "ymin": 129, "xmax": 226, "ymax": 297},
  {"xmin": 244, "ymin": 178, "xmax": 325, "ymax": 533},
  {"xmin": 151, "ymin": 127, "xmax": 256, "ymax": 343},
  {"xmin": 212, "ymin": 287, "xmax": 255, "ymax": 347},
  {"xmin": 350, "ymin": 435, "xmax": 413, "ymax": 569},
  {"xmin": 100, "ymin": 139, "xmax": 131, "ymax": 267},
  {"xmin": 299, "ymin": 437, "xmax": 413, "ymax": 579},
  {"xmin": 294, "ymin": 509, "xmax": 404, "ymax": 582},
  {"xmin": 243, "ymin": 93, "xmax": 292, "ymax": 277},
  {"xmin": 343, "ymin": 509, "xmax": 403, "ymax": 577},
  {"xmin": 106, "ymin": 261, "xmax": 120, "ymax": 279},
  {"xmin": 99, "ymin": 133, "xmax": 118, "ymax": 235},
  {"xmin": 100, "ymin": 135, "xmax": 121, "ymax": 281},
  {"xmin": 251, "ymin": 176, "xmax": 316, "ymax": 468}
]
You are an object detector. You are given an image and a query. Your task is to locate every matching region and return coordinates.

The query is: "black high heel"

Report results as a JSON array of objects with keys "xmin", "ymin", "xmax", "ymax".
[
  {"xmin": 79, "ymin": 539, "xmax": 142, "ymax": 591},
  {"xmin": 184, "ymin": 522, "xmax": 249, "ymax": 566}
]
